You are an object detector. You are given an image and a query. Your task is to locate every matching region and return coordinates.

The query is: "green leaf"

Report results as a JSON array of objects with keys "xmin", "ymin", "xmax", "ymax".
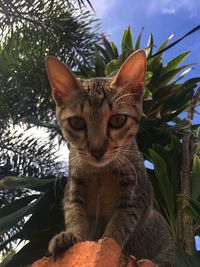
[
  {"xmin": 135, "ymin": 27, "xmax": 144, "ymax": 50},
  {"xmin": 102, "ymin": 36, "xmax": 115, "ymax": 61},
  {"xmin": 111, "ymin": 42, "xmax": 119, "ymax": 59},
  {"xmin": 176, "ymin": 245, "xmax": 200, "ymax": 267},
  {"xmin": 160, "ymin": 84, "xmax": 194, "ymax": 110},
  {"xmin": 178, "ymin": 195, "xmax": 200, "ymax": 224},
  {"xmin": 95, "ymin": 46, "xmax": 106, "ymax": 76},
  {"xmin": 147, "ymin": 59, "xmax": 163, "ymax": 90},
  {"xmin": 122, "ymin": 28, "xmax": 127, "ymax": 52},
  {"xmin": 95, "ymin": 44, "xmax": 110, "ymax": 62},
  {"xmin": 146, "ymin": 33, "xmax": 154, "ymax": 58},
  {"xmin": 0, "ymin": 195, "xmax": 38, "ymax": 218},
  {"xmin": 163, "ymin": 51, "xmax": 191, "ymax": 74},
  {"xmin": 0, "ymin": 197, "xmax": 40, "ymax": 235},
  {"xmin": 122, "ymin": 26, "xmax": 133, "ymax": 52},
  {"xmin": 175, "ymin": 67, "xmax": 193, "ymax": 82},
  {"xmin": 149, "ymin": 149, "xmax": 174, "ymax": 214},
  {"xmin": 0, "ymin": 176, "xmax": 56, "ymax": 190},
  {"xmin": 192, "ymin": 155, "xmax": 200, "ymax": 199},
  {"xmin": 1, "ymin": 239, "xmax": 48, "ymax": 267},
  {"xmin": 157, "ymin": 33, "xmax": 174, "ymax": 52},
  {"xmin": 105, "ymin": 59, "xmax": 119, "ymax": 76},
  {"xmin": 182, "ymin": 77, "xmax": 200, "ymax": 89},
  {"xmin": 20, "ymin": 190, "xmax": 64, "ymax": 235},
  {"xmin": 158, "ymin": 64, "xmax": 195, "ymax": 89}
]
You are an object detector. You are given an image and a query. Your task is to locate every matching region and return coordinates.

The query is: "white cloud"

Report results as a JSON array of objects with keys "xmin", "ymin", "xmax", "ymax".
[
  {"xmin": 162, "ymin": 7, "xmax": 176, "ymax": 15},
  {"xmin": 90, "ymin": 0, "xmax": 116, "ymax": 18},
  {"xmin": 90, "ymin": 0, "xmax": 200, "ymax": 19},
  {"xmin": 145, "ymin": 0, "xmax": 200, "ymax": 16}
]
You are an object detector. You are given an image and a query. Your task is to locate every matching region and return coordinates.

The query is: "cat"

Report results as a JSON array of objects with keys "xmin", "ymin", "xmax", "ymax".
[{"xmin": 45, "ymin": 50, "xmax": 175, "ymax": 267}]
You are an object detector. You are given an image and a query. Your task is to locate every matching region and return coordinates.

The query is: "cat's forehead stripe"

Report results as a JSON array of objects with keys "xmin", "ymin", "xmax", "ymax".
[{"xmin": 79, "ymin": 78, "xmax": 113, "ymax": 110}]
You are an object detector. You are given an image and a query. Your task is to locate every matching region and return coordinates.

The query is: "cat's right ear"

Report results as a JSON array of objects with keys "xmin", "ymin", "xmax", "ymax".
[{"xmin": 45, "ymin": 56, "xmax": 78, "ymax": 105}]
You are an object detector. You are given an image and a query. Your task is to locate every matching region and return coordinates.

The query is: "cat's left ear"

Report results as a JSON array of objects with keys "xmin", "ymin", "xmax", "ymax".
[
  {"xmin": 112, "ymin": 50, "xmax": 147, "ymax": 102},
  {"xmin": 45, "ymin": 56, "xmax": 78, "ymax": 105}
]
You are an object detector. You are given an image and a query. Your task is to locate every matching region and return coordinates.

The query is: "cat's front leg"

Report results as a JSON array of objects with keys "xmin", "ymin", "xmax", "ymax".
[
  {"xmin": 49, "ymin": 176, "xmax": 88, "ymax": 257},
  {"xmin": 103, "ymin": 175, "xmax": 151, "ymax": 249}
]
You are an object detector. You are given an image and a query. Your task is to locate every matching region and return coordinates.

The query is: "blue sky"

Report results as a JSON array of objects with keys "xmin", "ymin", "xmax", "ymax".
[{"xmin": 91, "ymin": 0, "xmax": 200, "ymax": 79}]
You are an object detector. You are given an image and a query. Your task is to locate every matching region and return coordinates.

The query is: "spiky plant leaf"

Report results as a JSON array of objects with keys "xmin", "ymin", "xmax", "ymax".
[{"xmin": 135, "ymin": 27, "xmax": 144, "ymax": 50}]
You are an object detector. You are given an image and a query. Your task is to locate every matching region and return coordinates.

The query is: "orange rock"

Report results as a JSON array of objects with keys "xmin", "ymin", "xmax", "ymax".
[
  {"xmin": 31, "ymin": 257, "xmax": 50, "ymax": 267},
  {"xmin": 137, "ymin": 259, "xmax": 158, "ymax": 267},
  {"xmin": 31, "ymin": 238, "xmax": 156, "ymax": 267}
]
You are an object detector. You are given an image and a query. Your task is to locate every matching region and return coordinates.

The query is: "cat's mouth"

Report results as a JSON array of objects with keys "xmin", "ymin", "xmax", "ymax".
[
  {"xmin": 88, "ymin": 157, "xmax": 113, "ymax": 167},
  {"xmin": 79, "ymin": 151, "xmax": 118, "ymax": 167},
  {"xmin": 76, "ymin": 147, "xmax": 120, "ymax": 167}
]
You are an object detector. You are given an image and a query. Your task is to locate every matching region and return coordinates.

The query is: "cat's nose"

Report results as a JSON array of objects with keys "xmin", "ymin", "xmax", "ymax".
[{"xmin": 90, "ymin": 148, "xmax": 106, "ymax": 159}]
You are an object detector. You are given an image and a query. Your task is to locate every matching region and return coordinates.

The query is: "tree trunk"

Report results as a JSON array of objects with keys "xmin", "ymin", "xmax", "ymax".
[
  {"xmin": 177, "ymin": 87, "xmax": 200, "ymax": 255},
  {"xmin": 177, "ymin": 129, "xmax": 195, "ymax": 255}
]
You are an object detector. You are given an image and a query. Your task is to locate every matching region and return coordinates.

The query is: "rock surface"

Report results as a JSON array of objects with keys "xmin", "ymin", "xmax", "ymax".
[{"xmin": 31, "ymin": 238, "xmax": 157, "ymax": 267}]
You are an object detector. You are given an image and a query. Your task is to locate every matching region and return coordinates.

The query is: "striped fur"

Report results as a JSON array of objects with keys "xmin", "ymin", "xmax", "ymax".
[{"xmin": 46, "ymin": 51, "xmax": 175, "ymax": 266}]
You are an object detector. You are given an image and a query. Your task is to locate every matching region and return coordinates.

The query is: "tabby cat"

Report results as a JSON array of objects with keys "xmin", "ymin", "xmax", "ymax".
[{"xmin": 45, "ymin": 50, "xmax": 175, "ymax": 267}]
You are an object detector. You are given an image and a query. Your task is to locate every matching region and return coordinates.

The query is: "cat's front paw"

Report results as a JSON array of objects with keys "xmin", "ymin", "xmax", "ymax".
[{"xmin": 48, "ymin": 231, "xmax": 83, "ymax": 258}]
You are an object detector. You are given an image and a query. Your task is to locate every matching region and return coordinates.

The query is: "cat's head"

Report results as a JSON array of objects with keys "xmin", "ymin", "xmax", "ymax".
[{"xmin": 45, "ymin": 50, "xmax": 146, "ymax": 167}]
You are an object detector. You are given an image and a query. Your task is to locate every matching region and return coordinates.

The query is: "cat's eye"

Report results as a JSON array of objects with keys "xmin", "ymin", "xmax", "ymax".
[
  {"xmin": 68, "ymin": 116, "xmax": 86, "ymax": 130},
  {"xmin": 109, "ymin": 114, "xmax": 127, "ymax": 129}
]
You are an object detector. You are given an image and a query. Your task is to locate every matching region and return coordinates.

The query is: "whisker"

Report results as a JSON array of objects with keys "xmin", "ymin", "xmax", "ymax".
[
  {"xmin": 112, "ymin": 81, "xmax": 141, "ymax": 103},
  {"xmin": 119, "ymin": 153, "xmax": 138, "ymax": 183},
  {"xmin": 114, "ymin": 93, "xmax": 136, "ymax": 104},
  {"xmin": 53, "ymin": 176, "xmax": 63, "ymax": 197},
  {"xmin": 112, "ymin": 157, "xmax": 123, "ymax": 175},
  {"xmin": 111, "ymin": 83, "xmax": 128, "ymax": 101}
]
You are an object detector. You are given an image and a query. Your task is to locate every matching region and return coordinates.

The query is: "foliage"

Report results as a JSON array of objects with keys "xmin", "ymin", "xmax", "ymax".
[
  {"xmin": 0, "ymin": 0, "xmax": 93, "ymax": 32},
  {"xmin": 0, "ymin": 176, "xmax": 66, "ymax": 266},
  {"xmin": 0, "ymin": 21, "xmax": 200, "ymax": 267},
  {"xmin": 0, "ymin": 125, "xmax": 65, "ymax": 259},
  {"xmin": 0, "ymin": 127, "xmax": 60, "ymax": 177},
  {"xmin": 0, "ymin": 0, "xmax": 99, "ymax": 128},
  {"xmin": 0, "ymin": 0, "xmax": 97, "ymax": 265}
]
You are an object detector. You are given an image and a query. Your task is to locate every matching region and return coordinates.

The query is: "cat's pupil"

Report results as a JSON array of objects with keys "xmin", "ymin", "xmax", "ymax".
[
  {"xmin": 109, "ymin": 114, "xmax": 127, "ymax": 129},
  {"xmin": 68, "ymin": 116, "xmax": 86, "ymax": 130}
]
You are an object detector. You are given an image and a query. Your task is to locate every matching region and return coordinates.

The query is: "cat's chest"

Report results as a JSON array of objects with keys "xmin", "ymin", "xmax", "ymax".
[{"xmin": 85, "ymin": 173, "xmax": 121, "ymax": 220}]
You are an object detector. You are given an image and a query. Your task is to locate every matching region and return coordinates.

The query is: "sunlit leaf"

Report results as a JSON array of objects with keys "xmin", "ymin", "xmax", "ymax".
[
  {"xmin": 122, "ymin": 26, "xmax": 133, "ymax": 52},
  {"xmin": 163, "ymin": 51, "xmax": 191, "ymax": 73},
  {"xmin": 135, "ymin": 27, "xmax": 144, "ymax": 50},
  {"xmin": 157, "ymin": 33, "xmax": 174, "ymax": 52},
  {"xmin": 105, "ymin": 59, "xmax": 118, "ymax": 76},
  {"xmin": 111, "ymin": 42, "xmax": 119, "ymax": 59},
  {"xmin": 146, "ymin": 33, "xmax": 154, "ymax": 57},
  {"xmin": 0, "ymin": 176, "xmax": 57, "ymax": 191},
  {"xmin": 0, "ymin": 197, "xmax": 40, "ymax": 235},
  {"xmin": 158, "ymin": 64, "xmax": 195, "ymax": 89},
  {"xmin": 0, "ymin": 195, "xmax": 38, "ymax": 218}
]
